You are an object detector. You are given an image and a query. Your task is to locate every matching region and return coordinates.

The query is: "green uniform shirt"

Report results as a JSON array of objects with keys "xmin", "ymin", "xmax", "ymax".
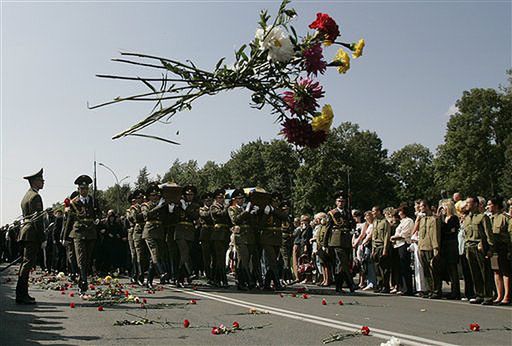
[
  {"xmin": 18, "ymin": 188, "xmax": 44, "ymax": 242},
  {"xmin": 142, "ymin": 200, "xmax": 165, "ymax": 240},
  {"xmin": 490, "ymin": 213, "xmax": 511, "ymax": 250},
  {"xmin": 261, "ymin": 206, "xmax": 287, "ymax": 246},
  {"xmin": 372, "ymin": 215, "xmax": 391, "ymax": 250},
  {"xmin": 210, "ymin": 201, "xmax": 230, "ymax": 241},
  {"xmin": 228, "ymin": 205, "xmax": 252, "ymax": 245},
  {"xmin": 174, "ymin": 201, "xmax": 199, "ymax": 241},
  {"xmin": 418, "ymin": 215, "xmax": 441, "ymax": 251},
  {"xmin": 66, "ymin": 195, "xmax": 98, "ymax": 240},
  {"xmin": 463, "ymin": 211, "xmax": 493, "ymax": 247}
]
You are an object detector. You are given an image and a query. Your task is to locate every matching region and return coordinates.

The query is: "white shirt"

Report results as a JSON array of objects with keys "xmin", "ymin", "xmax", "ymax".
[{"xmin": 393, "ymin": 217, "xmax": 414, "ymax": 248}]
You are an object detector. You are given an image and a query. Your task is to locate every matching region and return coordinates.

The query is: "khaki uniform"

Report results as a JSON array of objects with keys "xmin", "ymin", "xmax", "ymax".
[
  {"xmin": 261, "ymin": 206, "xmax": 287, "ymax": 288},
  {"xmin": 229, "ymin": 205, "xmax": 253, "ymax": 287},
  {"xmin": 372, "ymin": 215, "xmax": 391, "ymax": 291},
  {"xmin": 210, "ymin": 201, "xmax": 230, "ymax": 286},
  {"xmin": 16, "ymin": 188, "xmax": 44, "ymax": 299},
  {"xmin": 280, "ymin": 219, "xmax": 294, "ymax": 281},
  {"xmin": 142, "ymin": 200, "xmax": 168, "ymax": 282},
  {"xmin": 174, "ymin": 201, "xmax": 200, "ymax": 280},
  {"xmin": 418, "ymin": 215, "xmax": 442, "ymax": 295},
  {"xmin": 463, "ymin": 212, "xmax": 494, "ymax": 300},
  {"xmin": 199, "ymin": 205, "xmax": 214, "ymax": 281},
  {"xmin": 490, "ymin": 213, "xmax": 511, "ymax": 275},
  {"xmin": 65, "ymin": 195, "xmax": 98, "ymax": 292}
]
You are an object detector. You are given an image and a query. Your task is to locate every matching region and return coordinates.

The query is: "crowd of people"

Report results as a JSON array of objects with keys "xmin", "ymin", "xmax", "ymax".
[{"xmin": 5, "ymin": 168, "xmax": 512, "ymax": 307}]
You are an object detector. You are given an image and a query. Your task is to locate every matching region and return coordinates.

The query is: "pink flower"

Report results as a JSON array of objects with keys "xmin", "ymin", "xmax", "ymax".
[
  {"xmin": 282, "ymin": 78, "xmax": 324, "ymax": 115},
  {"xmin": 303, "ymin": 43, "xmax": 327, "ymax": 76},
  {"xmin": 361, "ymin": 326, "xmax": 370, "ymax": 335}
]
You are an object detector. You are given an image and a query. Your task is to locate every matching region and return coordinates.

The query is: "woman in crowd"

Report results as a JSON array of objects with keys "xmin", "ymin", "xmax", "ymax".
[
  {"xmin": 439, "ymin": 200, "xmax": 461, "ymax": 299},
  {"xmin": 488, "ymin": 196, "xmax": 510, "ymax": 305},
  {"xmin": 390, "ymin": 205, "xmax": 414, "ymax": 295},
  {"xmin": 410, "ymin": 200, "xmax": 427, "ymax": 296}
]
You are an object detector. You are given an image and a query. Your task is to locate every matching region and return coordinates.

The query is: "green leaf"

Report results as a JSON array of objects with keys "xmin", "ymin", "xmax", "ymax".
[{"xmin": 215, "ymin": 57, "xmax": 226, "ymax": 70}]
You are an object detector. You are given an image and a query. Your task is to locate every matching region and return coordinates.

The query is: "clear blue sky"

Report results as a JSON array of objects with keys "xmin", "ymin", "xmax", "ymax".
[{"xmin": 1, "ymin": 0, "xmax": 510, "ymax": 224}]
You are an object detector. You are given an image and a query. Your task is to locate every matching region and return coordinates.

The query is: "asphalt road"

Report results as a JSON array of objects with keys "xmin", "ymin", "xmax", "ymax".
[{"xmin": 1, "ymin": 268, "xmax": 511, "ymax": 346}]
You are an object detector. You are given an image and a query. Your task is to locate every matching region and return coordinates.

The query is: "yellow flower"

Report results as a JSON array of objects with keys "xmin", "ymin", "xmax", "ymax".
[
  {"xmin": 311, "ymin": 104, "xmax": 334, "ymax": 132},
  {"xmin": 323, "ymin": 40, "xmax": 333, "ymax": 47},
  {"xmin": 352, "ymin": 39, "xmax": 365, "ymax": 59},
  {"xmin": 334, "ymin": 49, "xmax": 350, "ymax": 74},
  {"xmin": 104, "ymin": 275, "xmax": 112, "ymax": 284}
]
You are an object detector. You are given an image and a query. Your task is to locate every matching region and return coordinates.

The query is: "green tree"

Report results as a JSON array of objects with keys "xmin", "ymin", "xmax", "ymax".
[
  {"xmin": 390, "ymin": 143, "xmax": 436, "ymax": 203},
  {"xmin": 135, "ymin": 166, "xmax": 151, "ymax": 192},
  {"xmin": 162, "ymin": 159, "xmax": 202, "ymax": 188},
  {"xmin": 99, "ymin": 183, "xmax": 131, "ymax": 215},
  {"xmin": 197, "ymin": 161, "xmax": 230, "ymax": 192},
  {"xmin": 293, "ymin": 123, "xmax": 396, "ymax": 214},
  {"xmin": 434, "ymin": 79, "xmax": 512, "ymax": 197}
]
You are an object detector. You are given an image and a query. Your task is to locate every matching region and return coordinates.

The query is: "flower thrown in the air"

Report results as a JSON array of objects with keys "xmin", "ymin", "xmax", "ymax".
[
  {"xmin": 303, "ymin": 42, "xmax": 327, "ymax": 76},
  {"xmin": 255, "ymin": 26, "xmax": 295, "ymax": 63},
  {"xmin": 283, "ymin": 78, "xmax": 324, "ymax": 115},
  {"xmin": 311, "ymin": 104, "xmax": 334, "ymax": 133},
  {"xmin": 309, "ymin": 13, "xmax": 340, "ymax": 45},
  {"xmin": 351, "ymin": 39, "xmax": 365, "ymax": 58},
  {"xmin": 333, "ymin": 49, "xmax": 350, "ymax": 74}
]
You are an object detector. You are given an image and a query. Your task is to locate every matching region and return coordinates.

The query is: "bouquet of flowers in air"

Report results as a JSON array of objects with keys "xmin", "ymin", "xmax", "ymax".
[{"xmin": 91, "ymin": 0, "xmax": 365, "ymax": 148}]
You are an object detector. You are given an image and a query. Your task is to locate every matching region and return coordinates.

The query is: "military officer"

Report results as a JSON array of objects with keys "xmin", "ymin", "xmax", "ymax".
[
  {"xmin": 141, "ymin": 183, "xmax": 169, "ymax": 288},
  {"xmin": 16, "ymin": 168, "xmax": 45, "ymax": 304},
  {"xmin": 463, "ymin": 196, "xmax": 494, "ymax": 305},
  {"xmin": 228, "ymin": 189, "xmax": 257, "ymax": 290},
  {"xmin": 279, "ymin": 202, "xmax": 295, "ymax": 285},
  {"xmin": 129, "ymin": 189, "xmax": 148, "ymax": 286},
  {"xmin": 64, "ymin": 175, "xmax": 98, "ymax": 295},
  {"xmin": 371, "ymin": 205, "xmax": 392, "ymax": 293},
  {"xmin": 174, "ymin": 185, "xmax": 200, "ymax": 286},
  {"xmin": 260, "ymin": 193, "xmax": 288, "ymax": 290},
  {"xmin": 210, "ymin": 189, "xmax": 231, "ymax": 287},
  {"xmin": 323, "ymin": 191, "xmax": 357, "ymax": 293},
  {"xmin": 199, "ymin": 192, "xmax": 214, "ymax": 284},
  {"xmin": 126, "ymin": 190, "xmax": 142, "ymax": 283},
  {"xmin": 488, "ymin": 196, "xmax": 510, "ymax": 305},
  {"xmin": 417, "ymin": 200, "xmax": 442, "ymax": 299}
]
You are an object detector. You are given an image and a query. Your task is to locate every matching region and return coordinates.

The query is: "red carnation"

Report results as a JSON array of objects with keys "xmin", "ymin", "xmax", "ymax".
[
  {"xmin": 69, "ymin": 292, "xmax": 74, "ymax": 297},
  {"xmin": 183, "ymin": 319, "xmax": 190, "ymax": 328},
  {"xmin": 61, "ymin": 291, "xmax": 65, "ymax": 295},
  {"xmin": 309, "ymin": 13, "xmax": 340, "ymax": 43},
  {"xmin": 338, "ymin": 299, "xmax": 344, "ymax": 305},
  {"xmin": 69, "ymin": 302, "xmax": 75, "ymax": 308},
  {"xmin": 303, "ymin": 293, "xmax": 309, "ymax": 299},
  {"xmin": 232, "ymin": 321, "xmax": 240, "ymax": 329},
  {"xmin": 361, "ymin": 326, "xmax": 370, "ymax": 335},
  {"xmin": 142, "ymin": 298, "xmax": 147, "ymax": 304},
  {"xmin": 89, "ymin": 284, "xmax": 95, "ymax": 290},
  {"xmin": 469, "ymin": 323, "xmax": 480, "ymax": 332},
  {"xmin": 321, "ymin": 298, "xmax": 327, "ymax": 305},
  {"xmin": 189, "ymin": 299, "xmax": 197, "ymax": 305},
  {"xmin": 97, "ymin": 306, "xmax": 104, "ymax": 312},
  {"xmin": 211, "ymin": 327, "xmax": 220, "ymax": 335},
  {"xmin": 64, "ymin": 198, "xmax": 71, "ymax": 208}
]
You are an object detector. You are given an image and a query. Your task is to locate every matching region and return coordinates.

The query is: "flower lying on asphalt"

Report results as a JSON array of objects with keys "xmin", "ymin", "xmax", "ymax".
[
  {"xmin": 469, "ymin": 323, "xmax": 480, "ymax": 332},
  {"xmin": 361, "ymin": 326, "xmax": 370, "ymax": 335},
  {"xmin": 183, "ymin": 319, "xmax": 190, "ymax": 328}
]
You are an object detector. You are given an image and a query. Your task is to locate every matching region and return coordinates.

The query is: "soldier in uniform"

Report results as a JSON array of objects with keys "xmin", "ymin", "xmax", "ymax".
[
  {"xmin": 129, "ymin": 189, "xmax": 149, "ymax": 286},
  {"xmin": 260, "ymin": 193, "xmax": 288, "ymax": 290},
  {"xmin": 463, "ymin": 196, "xmax": 494, "ymax": 305},
  {"xmin": 210, "ymin": 189, "xmax": 231, "ymax": 287},
  {"xmin": 417, "ymin": 200, "xmax": 442, "ymax": 299},
  {"xmin": 126, "ymin": 190, "xmax": 142, "ymax": 283},
  {"xmin": 16, "ymin": 168, "xmax": 45, "ymax": 304},
  {"xmin": 174, "ymin": 185, "xmax": 200, "ymax": 286},
  {"xmin": 228, "ymin": 189, "xmax": 257, "ymax": 290},
  {"xmin": 371, "ymin": 205, "xmax": 391, "ymax": 293},
  {"xmin": 141, "ymin": 183, "xmax": 169, "ymax": 288},
  {"xmin": 279, "ymin": 203, "xmax": 295, "ymax": 285},
  {"xmin": 199, "ymin": 192, "xmax": 214, "ymax": 284},
  {"xmin": 488, "ymin": 196, "xmax": 510, "ymax": 305},
  {"xmin": 323, "ymin": 191, "xmax": 356, "ymax": 293},
  {"xmin": 63, "ymin": 175, "xmax": 99, "ymax": 295}
]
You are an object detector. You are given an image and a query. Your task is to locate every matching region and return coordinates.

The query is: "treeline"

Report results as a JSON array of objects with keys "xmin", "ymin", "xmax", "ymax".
[{"xmin": 98, "ymin": 72, "xmax": 512, "ymax": 214}]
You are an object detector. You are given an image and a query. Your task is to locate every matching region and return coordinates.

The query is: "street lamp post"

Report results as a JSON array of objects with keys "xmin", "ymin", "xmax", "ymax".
[{"xmin": 98, "ymin": 162, "xmax": 129, "ymax": 214}]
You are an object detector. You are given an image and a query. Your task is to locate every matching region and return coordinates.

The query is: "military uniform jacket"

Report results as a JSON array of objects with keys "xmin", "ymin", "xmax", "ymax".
[
  {"xmin": 210, "ymin": 201, "xmax": 230, "ymax": 241},
  {"xmin": 228, "ymin": 205, "xmax": 254, "ymax": 245},
  {"xmin": 142, "ymin": 200, "xmax": 165, "ymax": 240},
  {"xmin": 65, "ymin": 195, "xmax": 98, "ymax": 240},
  {"xmin": 174, "ymin": 201, "xmax": 199, "ymax": 241},
  {"xmin": 490, "ymin": 213, "xmax": 511, "ymax": 251},
  {"xmin": 18, "ymin": 188, "xmax": 44, "ymax": 242},
  {"xmin": 372, "ymin": 216, "xmax": 391, "ymax": 250},
  {"xmin": 417, "ymin": 215, "xmax": 441, "ymax": 251},
  {"xmin": 261, "ymin": 207, "xmax": 287, "ymax": 246},
  {"xmin": 128, "ymin": 204, "xmax": 145, "ymax": 241},
  {"xmin": 463, "ymin": 212, "xmax": 493, "ymax": 250},
  {"xmin": 199, "ymin": 205, "xmax": 214, "ymax": 241},
  {"xmin": 281, "ymin": 218, "xmax": 294, "ymax": 246},
  {"xmin": 323, "ymin": 208, "xmax": 353, "ymax": 248}
]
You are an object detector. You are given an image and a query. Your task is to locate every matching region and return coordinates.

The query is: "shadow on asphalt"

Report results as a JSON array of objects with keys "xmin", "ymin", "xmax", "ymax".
[{"xmin": 0, "ymin": 270, "xmax": 101, "ymax": 346}]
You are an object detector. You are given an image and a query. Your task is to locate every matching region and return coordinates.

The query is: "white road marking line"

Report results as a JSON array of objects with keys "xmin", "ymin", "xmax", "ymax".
[{"xmin": 172, "ymin": 288, "xmax": 459, "ymax": 346}]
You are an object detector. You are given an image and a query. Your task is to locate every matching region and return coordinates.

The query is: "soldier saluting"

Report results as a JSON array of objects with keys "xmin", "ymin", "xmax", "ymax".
[
  {"xmin": 63, "ymin": 175, "xmax": 99, "ymax": 295},
  {"xmin": 16, "ymin": 168, "xmax": 45, "ymax": 304}
]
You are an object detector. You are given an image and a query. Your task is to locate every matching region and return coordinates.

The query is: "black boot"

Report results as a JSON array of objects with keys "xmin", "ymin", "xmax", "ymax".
[
  {"xmin": 271, "ymin": 270, "xmax": 283, "ymax": 290},
  {"xmin": 147, "ymin": 265, "xmax": 155, "ymax": 289}
]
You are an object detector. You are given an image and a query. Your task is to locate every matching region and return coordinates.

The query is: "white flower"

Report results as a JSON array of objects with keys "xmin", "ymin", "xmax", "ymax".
[
  {"xmin": 380, "ymin": 337, "xmax": 401, "ymax": 346},
  {"xmin": 255, "ymin": 26, "xmax": 294, "ymax": 62},
  {"xmin": 56, "ymin": 272, "xmax": 65, "ymax": 280}
]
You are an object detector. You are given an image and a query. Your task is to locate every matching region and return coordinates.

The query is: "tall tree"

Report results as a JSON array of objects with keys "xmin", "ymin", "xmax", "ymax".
[
  {"xmin": 434, "ymin": 78, "xmax": 512, "ymax": 197},
  {"xmin": 135, "ymin": 166, "xmax": 151, "ymax": 192},
  {"xmin": 390, "ymin": 144, "xmax": 436, "ymax": 203}
]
